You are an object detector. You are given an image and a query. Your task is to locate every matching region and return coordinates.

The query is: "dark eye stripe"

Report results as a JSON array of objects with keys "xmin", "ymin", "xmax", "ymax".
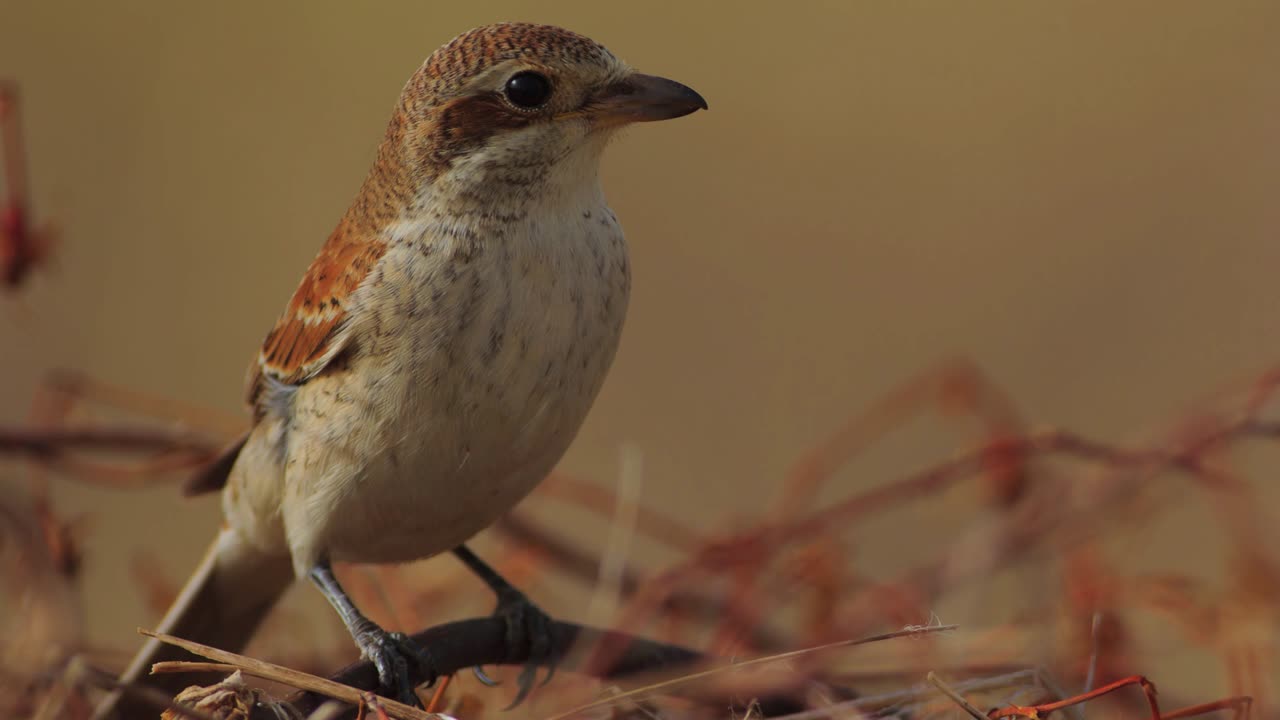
[{"xmin": 422, "ymin": 93, "xmax": 542, "ymax": 168}]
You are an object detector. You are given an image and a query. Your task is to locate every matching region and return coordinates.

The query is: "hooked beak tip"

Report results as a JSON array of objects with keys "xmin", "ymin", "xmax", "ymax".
[{"xmin": 591, "ymin": 73, "xmax": 707, "ymax": 124}]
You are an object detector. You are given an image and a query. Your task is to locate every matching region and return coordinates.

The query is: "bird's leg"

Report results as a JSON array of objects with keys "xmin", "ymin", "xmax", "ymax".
[
  {"xmin": 309, "ymin": 560, "xmax": 437, "ymax": 707},
  {"xmin": 453, "ymin": 545, "xmax": 559, "ymax": 707}
]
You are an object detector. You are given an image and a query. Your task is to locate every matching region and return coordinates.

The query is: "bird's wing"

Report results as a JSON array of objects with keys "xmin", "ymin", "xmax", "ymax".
[
  {"xmin": 184, "ymin": 225, "xmax": 387, "ymax": 497},
  {"xmin": 250, "ymin": 224, "xmax": 389, "ymax": 408}
]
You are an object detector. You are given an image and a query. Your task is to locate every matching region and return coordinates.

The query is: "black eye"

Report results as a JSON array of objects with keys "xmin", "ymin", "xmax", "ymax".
[{"xmin": 504, "ymin": 71, "xmax": 552, "ymax": 109}]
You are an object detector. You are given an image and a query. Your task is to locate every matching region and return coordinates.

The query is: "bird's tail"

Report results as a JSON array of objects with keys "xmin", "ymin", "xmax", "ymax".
[{"xmin": 93, "ymin": 526, "xmax": 294, "ymax": 720}]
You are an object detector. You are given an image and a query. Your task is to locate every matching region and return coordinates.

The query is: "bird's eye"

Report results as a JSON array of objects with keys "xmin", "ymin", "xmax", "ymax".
[{"xmin": 503, "ymin": 71, "xmax": 552, "ymax": 109}]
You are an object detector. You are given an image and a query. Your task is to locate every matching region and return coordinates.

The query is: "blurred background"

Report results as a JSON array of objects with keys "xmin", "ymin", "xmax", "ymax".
[{"xmin": 2, "ymin": 1, "xmax": 1278, "ymax": 716}]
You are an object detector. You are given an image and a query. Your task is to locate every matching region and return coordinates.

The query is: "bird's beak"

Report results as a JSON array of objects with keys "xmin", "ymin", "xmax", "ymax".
[{"xmin": 587, "ymin": 73, "xmax": 707, "ymax": 126}]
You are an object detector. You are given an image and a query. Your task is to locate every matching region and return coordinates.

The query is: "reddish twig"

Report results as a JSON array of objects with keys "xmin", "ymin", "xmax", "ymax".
[
  {"xmin": 0, "ymin": 426, "xmax": 220, "ymax": 486},
  {"xmin": 988, "ymin": 674, "xmax": 1250, "ymax": 720},
  {"xmin": 988, "ymin": 675, "xmax": 1162, "ymax": 720},
  {"xmin": 1162, "ymin": 697, "xmax": 1253, "ymax": 720},
  {"xmin": 590, "ymin": 383, "xmax": 1280, "ymax": 675},
  {"xmin": 774, "ymin": 358, "xmax": 1027, "ymax": 522},
  {"xmin": 1, "ymin": 81, "xmax": 55, "ymax": 289}
]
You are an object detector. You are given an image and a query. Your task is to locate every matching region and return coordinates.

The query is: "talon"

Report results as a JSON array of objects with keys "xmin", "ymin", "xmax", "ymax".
[
  {"xmin": 493, "ymin": 590, "xmax": 560, "ymax": 708},
  {"xmin": 506, "ymin": 662, "xmax": 539, "ymax": 710},
  {"xmin": 473, "ymin": 665, "xmax": 501, "ymax": 687},
  {"xmin": 531, "ymin": 619, "xmax": 555, "ymax": 688},
  {"xmin": 451, "ymin": 547, "xmax": 562, "ymax": 708},
  {"xmin": 356, "ymin": 628, "xmax": 438, "ymax": 707}
]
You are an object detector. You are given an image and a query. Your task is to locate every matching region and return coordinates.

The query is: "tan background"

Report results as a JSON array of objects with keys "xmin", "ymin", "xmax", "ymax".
[{"xmin": 2, "ymin": 0, "xmax": 1278, "ymax": 704}]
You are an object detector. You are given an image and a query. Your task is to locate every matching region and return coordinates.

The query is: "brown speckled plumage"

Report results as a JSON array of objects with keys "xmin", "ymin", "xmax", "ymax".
[
  {"xmin": 104, "ymin": 23, "xmax": 704, "ymax": 718},
  {"xmin": 254, "ymin": 24, "xmax": 625, "ymax": 407},
  {"xmin": 412, "ymin": 23, "xmax": 616, "ymax": 100}
]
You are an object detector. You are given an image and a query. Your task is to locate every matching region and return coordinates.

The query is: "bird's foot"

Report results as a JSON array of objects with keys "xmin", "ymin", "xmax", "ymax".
[
  {"xmin": 476, "ymin": 588, "xmax": 560, "ymax": 708},
  {"xmin": 356, "ymin": 626, "xmax": 438, "ymax": 707}
]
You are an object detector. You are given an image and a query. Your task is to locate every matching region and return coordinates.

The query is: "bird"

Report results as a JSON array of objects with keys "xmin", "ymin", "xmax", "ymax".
[{"xmin": 94, "ymin": 22, "xmax": 705, "ymax": 718}]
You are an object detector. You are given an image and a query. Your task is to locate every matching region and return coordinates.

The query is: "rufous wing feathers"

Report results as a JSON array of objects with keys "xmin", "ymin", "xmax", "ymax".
[{"xmin": 187, "ymin": 224, "xmax": 388, "ymax": 495}]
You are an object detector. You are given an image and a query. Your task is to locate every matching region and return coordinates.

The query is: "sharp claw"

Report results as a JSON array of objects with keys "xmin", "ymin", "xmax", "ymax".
[
  {"xmin": 357, "ymin": 629, "xmax": 436, "ymax": 708},
  {"xmin": 399, "ymin": 688, "xmax": 419, "ymax": 708},
  {"xmin": 400, "ymin": 663, "xmax": 419, "ymax": 706},
  {"xmin": 504, "ymin": 663, "xmax": 537, "ymax": 711},
  {"xmin": 486, "ymin": 592, "xmax": 560, "ymax": 709},
  {"xmin": 473, "ymin": 665, "xmax": 500, "ymax": 687},
  {"xmin": 389, "ymin": 632, "xmax": 438, "ymax": 679},
  {"xmin": 532, "ymin": 622, "xmax": 556, "ymax": 687}
]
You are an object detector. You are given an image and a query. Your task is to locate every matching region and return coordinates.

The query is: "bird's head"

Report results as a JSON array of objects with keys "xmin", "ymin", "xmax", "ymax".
[{"xmin": 375, "ymin": 23, "xmax": 706, "ymax": 210}]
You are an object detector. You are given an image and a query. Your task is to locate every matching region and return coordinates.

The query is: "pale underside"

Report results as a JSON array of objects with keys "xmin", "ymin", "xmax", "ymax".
[{"xmin": 223, "ymin": 178, "xmax": 630, "ymax": 577}]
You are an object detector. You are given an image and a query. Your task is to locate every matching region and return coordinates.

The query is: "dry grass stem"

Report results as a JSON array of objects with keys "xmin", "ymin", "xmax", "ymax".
[{"xmin": 140, "ymin": 630, "xmax": 439, "ymax": 720}]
